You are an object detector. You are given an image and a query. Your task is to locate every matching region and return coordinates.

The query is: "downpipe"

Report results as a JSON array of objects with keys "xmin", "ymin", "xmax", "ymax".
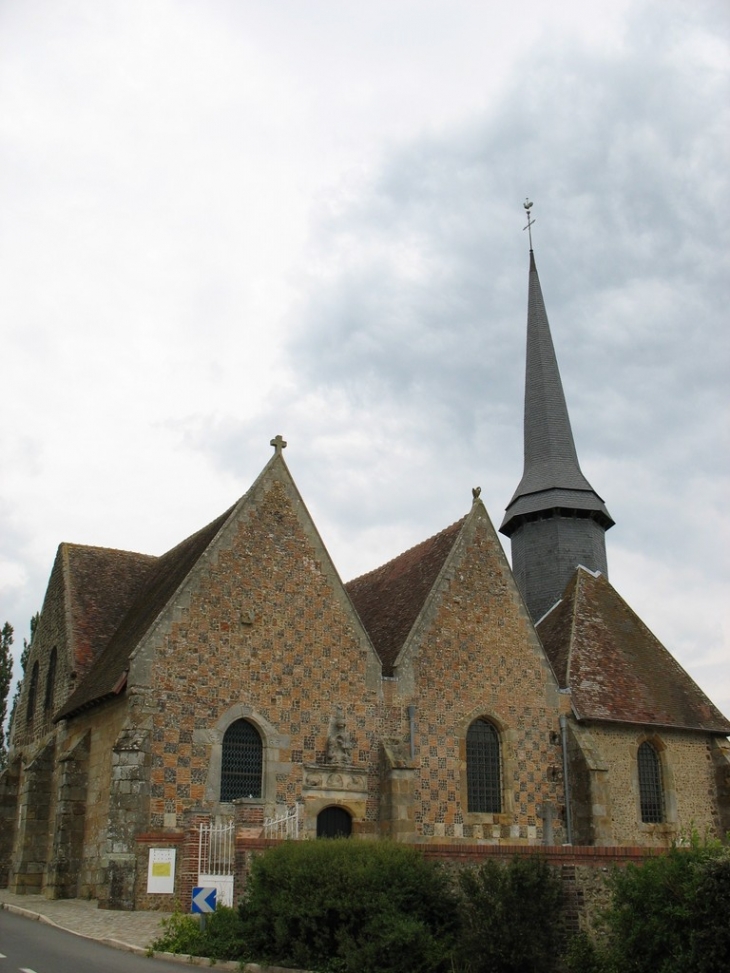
[{"xmin": 407, "ymin": 705, "xmax": 416, "ymax": 761}]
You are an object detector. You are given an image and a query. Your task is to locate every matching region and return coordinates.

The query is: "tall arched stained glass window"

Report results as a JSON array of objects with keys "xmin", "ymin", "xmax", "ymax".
[
  {"xmin": 638, "ymin": 741, "xmax": 664, "ymax": 823},
  {"xmin": 466, "ymin": 718, "xmax": 502, "ymax": 813},
  {"xmin": 220, "ymin": 719, "xmax": 263, "ymax": 801}
]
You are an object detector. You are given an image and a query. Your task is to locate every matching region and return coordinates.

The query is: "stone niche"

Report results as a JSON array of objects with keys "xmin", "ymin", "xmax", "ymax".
[
  {"xmin": 301, "ymin": 764, "xmax": 369, "ymax": 836},
  {"xmin": 299, "ymin": 706, "xmax": 369, "ymax": 835}
]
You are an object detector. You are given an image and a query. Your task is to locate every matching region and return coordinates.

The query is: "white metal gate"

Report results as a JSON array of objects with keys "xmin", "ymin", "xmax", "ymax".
[{"xmin": 197, "ymin": 819, "xmax": 235, "ymax": 907}]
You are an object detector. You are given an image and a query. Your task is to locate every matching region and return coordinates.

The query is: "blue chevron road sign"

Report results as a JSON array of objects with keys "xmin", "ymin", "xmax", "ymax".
[{"xmin": 191, "ymin": 886, "xmax": 217, "ymax": 914}]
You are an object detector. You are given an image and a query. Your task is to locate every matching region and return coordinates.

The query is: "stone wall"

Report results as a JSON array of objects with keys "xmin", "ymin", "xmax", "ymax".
[
  {"xmin": 0, "ymin": 760, "xmax": 20, "ymax": 886},
  {"xmin": 11, "ymin": 550, "xmax": 70, "ymax": 751},
  {"xmin": 46, "ymin": 731, "xmax": 90, "ymax": 899},
  {"xmin": 10, "ymin": 737, "xmax": 55, "ymax": 893},
  {"xmin": 578, "ymin": 724, "xmax": 721, "ymax": 846}
]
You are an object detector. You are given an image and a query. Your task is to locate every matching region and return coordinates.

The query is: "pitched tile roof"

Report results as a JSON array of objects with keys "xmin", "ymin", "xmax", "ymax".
[
  {"xmin": 63, "ymin": 544, "xmax": 158, "ymax": 680},
  {"xmin": 537, "ymin": 567, "xmax": 730, "ymax": 733},
  {"xmin": 346, "ymin": 518, "xmax": 465, "ymax": 675},
  {"xmin": 56, "ymin": 506, "xmax": 234, "ymax": 720}
]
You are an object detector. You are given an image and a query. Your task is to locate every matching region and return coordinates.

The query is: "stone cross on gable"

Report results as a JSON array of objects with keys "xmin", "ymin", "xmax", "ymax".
[{"xmin": 270, "ymin": 434, "xmax": 287, "ymax": 455}]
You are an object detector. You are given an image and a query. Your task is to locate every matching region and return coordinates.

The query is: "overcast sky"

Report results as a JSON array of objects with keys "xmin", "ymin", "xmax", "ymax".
[{"xmin": 1, "ymin": 0, "xmax": 728, "ymax": 719}]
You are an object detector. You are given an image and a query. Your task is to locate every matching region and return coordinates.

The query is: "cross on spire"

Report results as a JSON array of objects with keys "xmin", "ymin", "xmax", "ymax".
[
  {"xmin": 270, "ymin": 434, "xmax": 287, "ymax": 455},
  {"xmin": 523, "ymin": 198, "xmax": 535, "ymax": 250}
]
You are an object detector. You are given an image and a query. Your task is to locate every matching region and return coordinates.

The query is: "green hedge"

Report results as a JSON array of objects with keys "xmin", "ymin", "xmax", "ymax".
[
  {"xmin": 151, "ymin": 838, "xmax": 730, "ymax": 972},
  {"xmin": 239, "ymin": 838, "xmax": 459, "ymax": 973},
  {"xmin": 455, "ymin": 855, "xmax": 565, "ymax": 973}
]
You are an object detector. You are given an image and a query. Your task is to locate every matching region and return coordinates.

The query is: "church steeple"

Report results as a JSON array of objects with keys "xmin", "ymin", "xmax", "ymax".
[{"xmin": 500, "ymin": 208, "xmax": 614, "ymax": 622}]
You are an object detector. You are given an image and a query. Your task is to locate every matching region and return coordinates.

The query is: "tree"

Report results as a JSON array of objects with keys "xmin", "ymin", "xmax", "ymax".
[
  {"xmin": 0, "ymin": 622, "xmax": 13, "ymax": 770},
  {"xmin": 5, "ymin": 612, "xmax": 38, "ymax": 753}
]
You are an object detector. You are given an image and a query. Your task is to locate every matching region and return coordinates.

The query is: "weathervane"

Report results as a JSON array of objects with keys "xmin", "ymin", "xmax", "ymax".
[{"xmin": 523, "ymin": 198, "xmax": 535, "ymax": 249}]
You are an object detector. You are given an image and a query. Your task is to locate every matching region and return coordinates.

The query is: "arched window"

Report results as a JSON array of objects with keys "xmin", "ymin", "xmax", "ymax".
[
  {"xmin": 44, "ymin": 646, "xmax": 57, "ymax": 712},
  {"xmin": 466, "ymin": 718, "xmax": 502, "ymax": 813},
  {"xmin": 26, "ymin": 660, "xmax": 40, "ymax": 724},
  {"xmin": 220, "ymin": 719, "xmax": 263, "ymax": 801},
  {"xmin": 317, "ymin": 806, "xmax": 352, "ymax": 838},
  {"xmin": 638, "ymin": 741, "xmax": 664, "ymax": 823}
]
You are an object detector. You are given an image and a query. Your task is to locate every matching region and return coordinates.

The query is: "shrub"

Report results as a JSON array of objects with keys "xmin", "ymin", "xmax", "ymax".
[
  {"xmin": 563, "ymin": 929, "xmax": 609, "ymax": 973},
  {"xmin": 239, "ymin": 838, "xmax": 459, "ymax": 973},
  {"xmin": 595, "ymin": 837, "xmax": 730, "ymax": 973},
  {"xmin": 453, "ymin": 856, "xmax": 564, "ymax": 973},
  {"xmin": 689, "ymin": 853, "xmax": 730, "ymax": 973},
  {"xmin": 152, "ymin": 904, "xmax": 248, "ymax": 962}
]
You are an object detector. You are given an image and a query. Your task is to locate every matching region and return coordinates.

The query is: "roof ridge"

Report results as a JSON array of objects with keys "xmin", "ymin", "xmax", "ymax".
[
  {"xmin": 565, "ymin": 569, "xmax": 583, "ymax": 695},
  {"xmin": 61, "ymin": 541, "xmax": 158, "ymax": 559},
  {"xmin": 346, "ymin": 516, "xmax": 467, "ymax": 585}
]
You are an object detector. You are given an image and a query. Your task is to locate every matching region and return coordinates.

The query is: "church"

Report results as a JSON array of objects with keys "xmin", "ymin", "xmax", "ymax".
[{"xmin": 1, "ymin": 238, "xmax": 728, "ymax": 910}]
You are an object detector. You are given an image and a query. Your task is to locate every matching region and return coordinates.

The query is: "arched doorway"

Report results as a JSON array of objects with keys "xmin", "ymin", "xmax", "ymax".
[{"xmin": 316, "ymin": 805, "xmax": 352, "ymax": 838}]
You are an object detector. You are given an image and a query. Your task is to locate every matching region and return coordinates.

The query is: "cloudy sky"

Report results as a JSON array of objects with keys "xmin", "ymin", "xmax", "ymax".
[{"xmin": 1, "ymin": 1, "xmax": 728, "ymax": 718}]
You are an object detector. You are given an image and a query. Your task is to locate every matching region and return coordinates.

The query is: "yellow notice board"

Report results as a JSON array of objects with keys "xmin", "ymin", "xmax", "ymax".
[{"xmin": 147, "ymin": 847, "xmax": 176, "ymax": 894}]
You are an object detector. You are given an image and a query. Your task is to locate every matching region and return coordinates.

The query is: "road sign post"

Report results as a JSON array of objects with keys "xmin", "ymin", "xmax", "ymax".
[{"xmin": 192, "ymin": 886, "xmax": 217, "ymax": 914}]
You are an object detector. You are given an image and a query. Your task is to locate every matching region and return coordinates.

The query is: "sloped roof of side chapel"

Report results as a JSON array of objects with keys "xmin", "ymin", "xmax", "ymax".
[
  {"xmin": 57, "ymin": 444, "xmax": 377, "ymax": 721},
  {"xmin": 59, "ymin": 543, "xmax": 158, "ymax": 680},
  {"xmin": 346, "ymin": 516, "xmax": 467, "ymax": 675},
  {"xmin": 56, "ymin": 505, "xmax": 234, "ymax": 720},
  {"xmin": 537, "ymin": 567, "xmax": 730, "ymax": 734}
]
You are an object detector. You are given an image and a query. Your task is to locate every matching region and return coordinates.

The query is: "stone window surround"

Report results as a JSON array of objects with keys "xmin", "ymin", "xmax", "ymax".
[
  {"xmin": 195, "ymin": 703, "xmax": 291, "ymax": 815},
  {"xmin": 26, "ymin": 660, "xmax": 40, "ymax": 724},
  {"xmin": 44, "ymin": 646, "xmax": 58, "ymax": 712},
  {"xmin": 630, "ymin": 732, "xmax": 677, "ymax": 834},
  {"xmin": 458, "ymin": 707, "xmax": 517, "ymax": 826}
]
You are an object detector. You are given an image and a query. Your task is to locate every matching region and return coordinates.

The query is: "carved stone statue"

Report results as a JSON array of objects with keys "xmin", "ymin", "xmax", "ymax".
[{"xmin": 326, "ymin": 705, "xmax": 355, "ymax": 766}]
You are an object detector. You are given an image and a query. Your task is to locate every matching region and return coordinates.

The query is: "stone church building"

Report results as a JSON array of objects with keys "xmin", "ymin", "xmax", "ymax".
[{"xmin": 2, "ymin": 245, "xmax": 728, "ymax": 910}]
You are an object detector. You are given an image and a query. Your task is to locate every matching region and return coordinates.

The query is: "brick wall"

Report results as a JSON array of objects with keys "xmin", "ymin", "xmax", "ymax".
[
  {"xmin": 397, "ymin": 505, "xmax": 567, "ymax": 843},
  {"xmin": 130, "ymin": 467, "xmax": 387, "ymax": 841}
]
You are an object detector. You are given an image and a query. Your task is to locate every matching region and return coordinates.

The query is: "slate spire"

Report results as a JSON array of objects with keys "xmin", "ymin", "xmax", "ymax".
[{"xmin": 500, "ymin": 240, "xmax": 614, "ymax": 623}]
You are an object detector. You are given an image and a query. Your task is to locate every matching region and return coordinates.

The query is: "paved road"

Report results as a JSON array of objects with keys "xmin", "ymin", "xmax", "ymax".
[{"xmin": 0, "ymin": 909, "xmax": 193, "ymax": 972}]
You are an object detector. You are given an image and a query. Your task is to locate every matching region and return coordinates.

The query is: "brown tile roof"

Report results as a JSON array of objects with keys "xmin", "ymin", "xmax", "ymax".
[
  {"xmin": 63, "ymin": 544, "xmax": 158, "ymax": 680},
  {"xmin": 56, "ymin": 506, "xmax": 234, "ymax": 721},
  {"xmin": 537, "ymin": 567, "xmax": 730, "ymax": 733},
  {"xmin": 346, "ymin": 518, "xmax": 465, "ymax": 675}
]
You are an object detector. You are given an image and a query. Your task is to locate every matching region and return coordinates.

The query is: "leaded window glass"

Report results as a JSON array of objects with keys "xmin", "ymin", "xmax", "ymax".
[
  {"xmin": 638, "ymin": 741, "xmax": 664, "ymax": 823},
  {"xmin": 220, "ymin": 719, "xmax": 263, "ymax": 801},
  {"xmin": 466, "ymin": 718, "xmax": 501, "ymax": 813}
]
